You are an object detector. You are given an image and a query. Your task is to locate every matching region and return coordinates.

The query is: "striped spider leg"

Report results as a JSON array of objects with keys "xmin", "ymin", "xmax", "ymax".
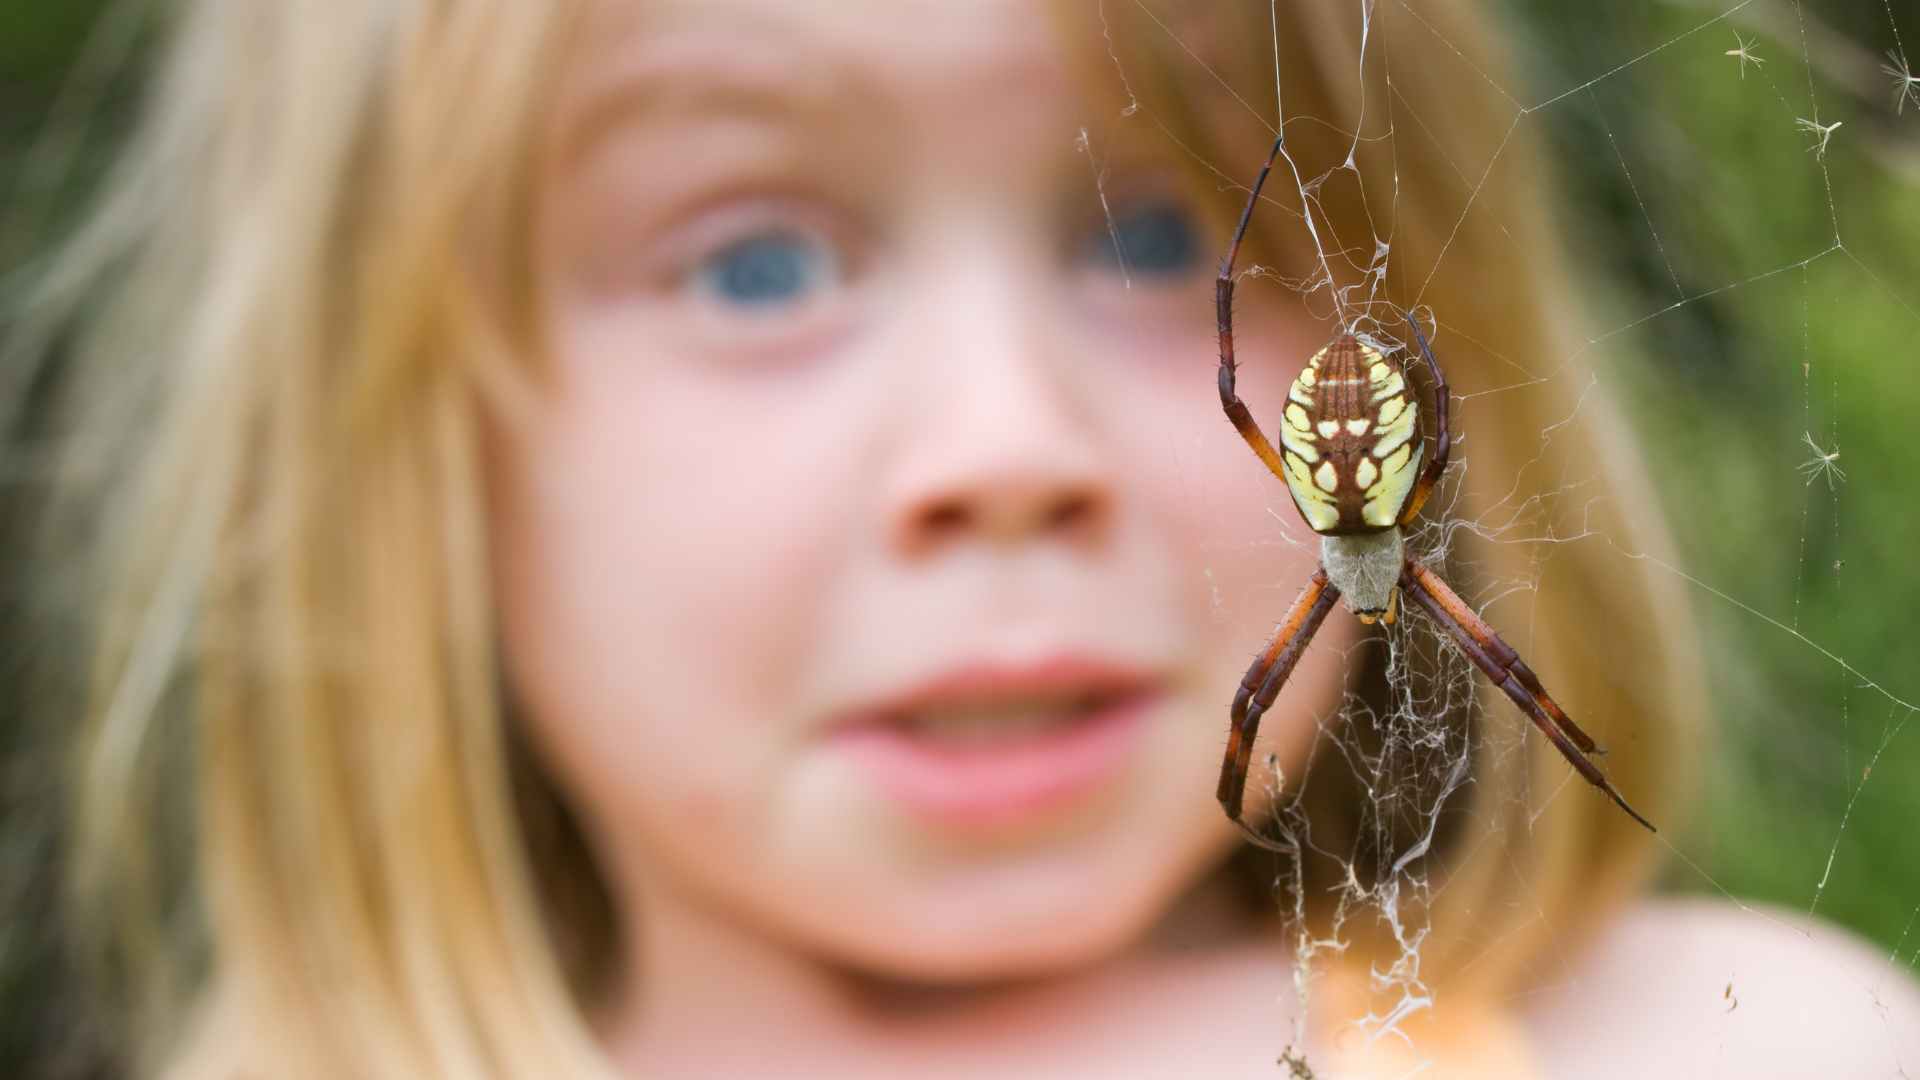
[
  {"xmin": 1400, "ymin": 560, "xmax": 1655, "ymax": 831},
  {"xmin": 1216, "ymin": 569, "xmax": 1339, "ymax": 823},
  {"xmin": 1213, "ymin": 132, "xmax": 1653, "ymax": 833}
]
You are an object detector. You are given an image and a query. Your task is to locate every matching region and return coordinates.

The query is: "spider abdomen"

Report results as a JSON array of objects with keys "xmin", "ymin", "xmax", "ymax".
[{"xmin": 1276, "ymin": 334, "xmax": 1424, "ymax": 535}]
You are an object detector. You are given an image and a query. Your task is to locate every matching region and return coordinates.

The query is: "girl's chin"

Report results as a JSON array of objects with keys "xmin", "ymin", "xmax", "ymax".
[
  {"xmin": 774, "ymin": 818, "xmax": 1230, "ymax": 988},
  {"xmin": 821, "ymin": 898, "xmax": 1152, "ymax": 986}
]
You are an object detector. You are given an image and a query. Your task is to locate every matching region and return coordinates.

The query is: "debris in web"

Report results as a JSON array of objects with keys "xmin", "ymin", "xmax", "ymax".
[
  {"xmin": 1883, "ymin": 49, "xmax": 1920, "ymax": 114},
  {"xmin": 1795, "ymin": 114, "xmax": 1842, "ymax": 158},
  {"xmin": 1797, "ymin": 431, "xmax": 1845, "ymax": 491},
  {"xmin": 1726, "ymin": 31, "xmax": 1767, "ymax": 78}
]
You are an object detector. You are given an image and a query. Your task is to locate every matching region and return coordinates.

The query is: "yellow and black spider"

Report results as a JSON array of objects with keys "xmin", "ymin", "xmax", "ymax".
[{"xmin": 1212, "ymin": 134, "xmax": 1653, "ymax": 834}]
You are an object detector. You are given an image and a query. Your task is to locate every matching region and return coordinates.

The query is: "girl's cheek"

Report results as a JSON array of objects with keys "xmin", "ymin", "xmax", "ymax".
[{"xmin": 493, "ymin": 296, "xmax": 872, "ymax": 815}]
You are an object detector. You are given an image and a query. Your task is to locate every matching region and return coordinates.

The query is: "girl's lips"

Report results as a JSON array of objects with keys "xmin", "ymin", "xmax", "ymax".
[{"xmin": 829, "ymin": 657, "xmax": 1162, "ymax": 828}]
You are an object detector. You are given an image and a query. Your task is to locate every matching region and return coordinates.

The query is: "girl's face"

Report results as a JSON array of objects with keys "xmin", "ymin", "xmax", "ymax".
[{"xmin": 492, "ymin": 0, "xmax": 1346, "ymax": 984}]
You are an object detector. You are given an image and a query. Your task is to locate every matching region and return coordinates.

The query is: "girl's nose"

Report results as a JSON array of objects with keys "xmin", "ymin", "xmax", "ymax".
[
  {"xmin": 884, "ymin": 263, "xmax": 1117, "ymax": 559},
  {"xmin": 894, "ymin": 452, "xmax": 1110, "ymax": 555}
]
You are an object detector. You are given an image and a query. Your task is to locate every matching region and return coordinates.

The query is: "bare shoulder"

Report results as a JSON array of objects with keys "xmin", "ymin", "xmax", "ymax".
[{"xmin": 1523, "ymin": 895, "xmax": 1920, "ymax": 1078}]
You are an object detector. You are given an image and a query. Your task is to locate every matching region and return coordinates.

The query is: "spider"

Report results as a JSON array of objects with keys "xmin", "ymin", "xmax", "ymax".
[{"xmin": 1212, "ymin": 134, "xmax": 1654, "ymax": 833}]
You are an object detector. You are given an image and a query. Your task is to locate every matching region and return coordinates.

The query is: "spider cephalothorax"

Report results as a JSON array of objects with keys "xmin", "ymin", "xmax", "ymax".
[{"xmin": 1211, "ymin": 133, "xmax": 1653, "ymax": 833}]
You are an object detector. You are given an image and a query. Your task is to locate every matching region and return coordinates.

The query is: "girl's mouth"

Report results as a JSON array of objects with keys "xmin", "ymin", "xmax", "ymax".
[
  {"xmin": 830, "ymin": 657, "xmax": 1163, "ymax": 828},
  {"xmin": 898, "ymin": 691, "xmax": 1124, "ymax": 741}
]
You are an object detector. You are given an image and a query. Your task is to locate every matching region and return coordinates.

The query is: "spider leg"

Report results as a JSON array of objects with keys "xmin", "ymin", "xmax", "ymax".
[
  {"xmin": 1396, "ymin": 310, "xmax": 1452, "ymax": 527},
  {"xmin": 1217, "ymin": 133, "xmax": 1292, "ymax": 484},
  {"xmin": 1402, "ymin": 558, "xmax": 1600, "ymax": 754},
  {"xmin": 1219, "ymin": 568, "xmax": 1340, "ymax": 825},
  {"xmin": 1400, "ymin": 559, "xmax": 1656, "ymax": 833}
]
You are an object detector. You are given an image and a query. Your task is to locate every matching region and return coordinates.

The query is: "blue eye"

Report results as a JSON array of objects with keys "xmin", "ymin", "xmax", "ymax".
[
  {"xmin": 1087, "ymin": 201, "xmax": 1201, "ymax": 277},
  {"xmin": 696, "ymin": 232, "xmax": 837, "ymax": 309}
]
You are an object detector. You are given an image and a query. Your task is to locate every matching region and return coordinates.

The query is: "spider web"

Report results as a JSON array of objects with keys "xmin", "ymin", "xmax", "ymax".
[{"xmin": 1095, "ymin": 0, "xmax": 1920, "ymax": 1070}]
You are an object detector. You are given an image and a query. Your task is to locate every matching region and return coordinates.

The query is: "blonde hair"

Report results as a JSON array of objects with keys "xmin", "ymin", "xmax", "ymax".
[
  {"xmin": 11, "ymin": 1, "xmax": 1701, "ymax": 1074},
  {"xmin": 22, "ymin": 2, "xmax": 602, "ymax": 1074}
]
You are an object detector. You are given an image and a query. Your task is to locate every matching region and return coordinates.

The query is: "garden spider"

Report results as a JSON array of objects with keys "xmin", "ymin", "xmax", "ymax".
[{"xmin": 1213, "ymin": 135, "xmax": 1654, "ymax": 833}]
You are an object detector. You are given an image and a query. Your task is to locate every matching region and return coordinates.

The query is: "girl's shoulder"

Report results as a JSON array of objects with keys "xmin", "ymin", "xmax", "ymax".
[{"xmin": 1525, "ymin": 895, "xmax": 1920, "ymax": 1078}]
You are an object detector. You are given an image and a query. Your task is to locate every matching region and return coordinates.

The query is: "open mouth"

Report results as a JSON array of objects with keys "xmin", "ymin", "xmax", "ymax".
[
  {"xmin": 833, "ymin": 664, "xmax": 1162, "ymax": 827},
  {"xmin": 891, "ymin": 689, "xmax": 1142, "ymax": 745}
]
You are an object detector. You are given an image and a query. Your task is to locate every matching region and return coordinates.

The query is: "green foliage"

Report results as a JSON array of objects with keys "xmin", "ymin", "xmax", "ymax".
[
  {"xmin": 1503, "ymin": 0, "xmax": 1920, "ymax": 955},
  {"xmin": 3, "ymin": 8, "xmax": 124, "ymax": 1078}
]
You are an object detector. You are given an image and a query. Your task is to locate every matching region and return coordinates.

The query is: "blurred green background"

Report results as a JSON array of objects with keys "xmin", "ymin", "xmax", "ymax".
[
  {"xmin": 4, "ymin": 1, "xmax": 1918, "ymax": 1075},
  {"xmin": 1500, "ymin": 0, "xmax": 1920, "ymax": 948}
]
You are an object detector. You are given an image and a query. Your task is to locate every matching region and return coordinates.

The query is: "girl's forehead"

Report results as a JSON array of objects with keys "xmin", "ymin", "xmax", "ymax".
[{"xmin": 564, "ymin": 0, "xmax": 1075, "ymax": 124}]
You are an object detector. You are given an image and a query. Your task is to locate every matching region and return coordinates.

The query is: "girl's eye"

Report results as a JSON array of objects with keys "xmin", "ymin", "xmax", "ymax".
[
  {"xmin": 1085, "ymin": 200, "xmax": 1202, "ymax": 277},
  {"xmin": 694, "ymin": 231, "xmax": 840, "ymax": 309}
]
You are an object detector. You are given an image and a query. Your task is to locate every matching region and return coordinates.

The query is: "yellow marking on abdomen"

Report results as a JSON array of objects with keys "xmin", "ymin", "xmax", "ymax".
[
  {"xmin": 1346, "ymin": 419, "xmax": 1370, "ymax": 436},
  {"xmin": 1362, "ymin": 442, "xmax": 1423, "ymax": 527},
  {"xmin": 1355, "ymin": 457, "xmax": 1378, "ymax": 489},
  {"xmin": 1284, "ymin": 453, "xmax": 1341, "ymax": 532},
  {"xmin": 1316, "ymin": 420, "xmax": 1341, "ymax": 439},
  {"xmin": 1378, "ymin": 395, "xmax": 1407, "ymax": 427},
  {"xmin": 1370, "ymin": 394, "xmax": 1417, "ymax": 459},
  {"xmin": 1313, "ymin": 461, "xmax": 1339, "ymax": 493},
  {"xmin": 1370, "ymin": 371, "xmax": 1406, "ymax": 403},
  {"xmin": 1286, "ymin": 452, "xmax": 1312, "ymax": 485},
  {"xmin": 1279, "ymin": 422, "xmax": 1319, "ymax": 463},
  {"xmin": 1285, "ymin": 403, "xmax": 1313, "ymax": 432}
]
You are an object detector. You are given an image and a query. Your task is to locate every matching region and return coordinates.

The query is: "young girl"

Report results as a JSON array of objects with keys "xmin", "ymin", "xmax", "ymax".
[{"xmin": 14, "ymin": 1, "xmax": 1918, "ymax": 1076}]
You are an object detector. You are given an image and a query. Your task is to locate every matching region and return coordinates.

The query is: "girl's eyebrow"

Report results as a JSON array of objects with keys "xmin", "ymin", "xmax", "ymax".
[{"xmin": 556, "ymin": 31, "xmax": 860, "ymax": 167}]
